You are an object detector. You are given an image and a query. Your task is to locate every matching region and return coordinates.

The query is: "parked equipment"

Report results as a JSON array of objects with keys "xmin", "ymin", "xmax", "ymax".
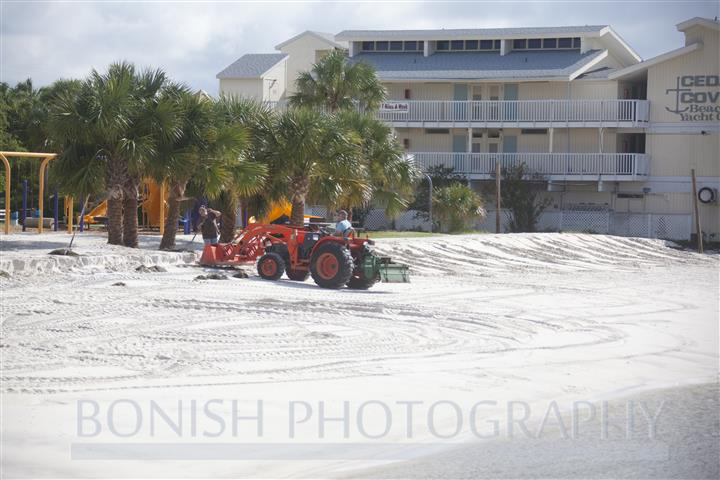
[{"xmin": 199, "ymin": 224, "xmax": 409, "ymax": 289}]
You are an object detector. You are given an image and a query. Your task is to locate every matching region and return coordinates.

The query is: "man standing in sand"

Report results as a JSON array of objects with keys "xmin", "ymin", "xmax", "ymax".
[{"xmin": 199, "ymin": 206, "xmax": 222, "ymax": 245}]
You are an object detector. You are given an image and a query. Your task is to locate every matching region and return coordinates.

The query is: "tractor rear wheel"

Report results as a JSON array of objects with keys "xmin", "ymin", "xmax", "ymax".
[
  {"xmin": 346, "ymin": 274, "xmax": 378, "ymax": 290},
  {"xmin": 257, "ymin": 252, "xmax": 285, "ymax": 281},
  {"xmin": 310, "ymin": 243, "xmax": 354, "ymax": 289},
  {"xmin": 286, "ymin": 267, "xmax": 310, "ymax": 281}
]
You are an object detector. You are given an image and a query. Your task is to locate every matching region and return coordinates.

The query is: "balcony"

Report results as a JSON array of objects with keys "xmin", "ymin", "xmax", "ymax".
[
  {"xmin": 377, "ymin": 99, "xmax": 649, "ymax": 127},
  {"xmin": 410, "ymin": 152, "xmax": 650, "ymax": 182}
]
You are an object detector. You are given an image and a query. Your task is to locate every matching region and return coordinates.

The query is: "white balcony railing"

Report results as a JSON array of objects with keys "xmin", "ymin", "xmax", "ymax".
[
  {"xmin": 410, "ymin": 152, "xmax": 650, "ymax": 179},
  {"xmin": 377, "ymin": 99, "xmax": 649, "ymax": 124}
]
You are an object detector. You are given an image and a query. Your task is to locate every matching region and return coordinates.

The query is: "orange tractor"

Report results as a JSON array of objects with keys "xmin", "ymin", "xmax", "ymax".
[{"xmin": 199, "ymin": 224, "xmax": 409, "ymax": 289}]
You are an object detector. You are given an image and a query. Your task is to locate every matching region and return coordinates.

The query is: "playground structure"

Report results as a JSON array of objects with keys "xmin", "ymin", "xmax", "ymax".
[
  {"xmin": 249, "ymin": 201, "xmax": 323, "ymax": 225},
  {"xmin": 82, "ymin": 179, "xmax": 169, "ymax": 231},
  {"xmin": 1, "ymin": 151, "xmax": 57, "ymax": 235},
  {"xmin": 1, "ymin": 152, "xmax": 321, "ymax": 236}
]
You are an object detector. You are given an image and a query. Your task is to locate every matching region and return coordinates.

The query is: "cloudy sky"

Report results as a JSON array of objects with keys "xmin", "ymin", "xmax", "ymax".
[{"xmin": 1, "ymin": 1, "xmax": 718, "ymax": 94}]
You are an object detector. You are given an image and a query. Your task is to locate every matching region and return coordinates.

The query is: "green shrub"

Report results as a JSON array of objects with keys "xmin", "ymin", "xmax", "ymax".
[{"xmin": 432, "ymin": 184, "xmax": 486, "ymax": 232}]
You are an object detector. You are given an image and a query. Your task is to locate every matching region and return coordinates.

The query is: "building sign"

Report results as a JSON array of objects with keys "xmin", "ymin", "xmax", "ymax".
[
  {"xmin": 665, "ymin": 75, "xmax": 720, "ymax": 121},
  {"xmin": 380, "ymin": 102, "xmax": 409, "ymax": 113}
]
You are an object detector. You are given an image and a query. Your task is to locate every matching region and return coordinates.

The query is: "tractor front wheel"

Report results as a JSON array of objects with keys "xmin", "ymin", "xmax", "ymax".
[
  {"xmin": 257, "ymin": 252, "xmax": 285, "ymax": 281},
  {"xmin": 310, "ymin": 243, "xmax": 354, "ymax": 289},
  {"xmin": 286, "ymin": 267, "xmax": 310, "ymax": 281},
  {"xmin": 346, "ymin": 274, "xmax": 378, "ymax": 290}
]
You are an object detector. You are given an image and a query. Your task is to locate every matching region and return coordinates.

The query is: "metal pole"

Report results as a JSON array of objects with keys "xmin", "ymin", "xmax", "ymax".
[
  {"xmin": 53, "ymin": 187, "xmax": 59, "ymax": 231},
  {"xmin": 184, "ymin": 207, "xmax": 191, "ymax": 234},
  {"xmin": 691, "ymin": 168, "xmax": 703, "ymax": 254},
  {"xmin": 424, "ymin": 173, "xmax": 433, "ymax": 232},
  {"xmin": 159, "ymin": 179, "xmax": 166, "ymax": 235},
  {"xmin": 21, "ymin": 179, "xmax": 27, "ymax": 232},
  {"xmin": 79, "ymin": 197, "xmax": 85, "ymax": 232},
  {"xmin": 495, "ymin": 160, "xmax": 502, "ymax": 233}
]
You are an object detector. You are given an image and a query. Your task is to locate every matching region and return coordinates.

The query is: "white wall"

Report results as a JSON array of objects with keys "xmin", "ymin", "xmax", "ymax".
[
  {"xmin": 279, "ymin": 34, "xmax": 340, "ymax": 96},
  {"xmin": 219, "ymin": 78, "xmax": 263, "ymax": 100},
  {"xmin": 262, "ymin": 59, "xmax": 287, "ymax": 101}
]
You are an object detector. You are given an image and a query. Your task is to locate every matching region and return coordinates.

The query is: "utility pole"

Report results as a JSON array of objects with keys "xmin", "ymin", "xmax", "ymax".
[
  {"xmin": 691, "ymin": 168, "xmax": 703, "ymax": 253},
  {"xmin": 495, "ymin": 160, "xmax": 501, "ymax": 233},
  {"xmin": 425, "ymin": 173, "xmax": 433, "ymax": 232}
]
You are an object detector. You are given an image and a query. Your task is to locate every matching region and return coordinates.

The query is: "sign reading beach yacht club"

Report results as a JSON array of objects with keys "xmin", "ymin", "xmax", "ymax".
[{"xmin": 666, "ymin": 75, "xmax": 720, "ymax": 121}]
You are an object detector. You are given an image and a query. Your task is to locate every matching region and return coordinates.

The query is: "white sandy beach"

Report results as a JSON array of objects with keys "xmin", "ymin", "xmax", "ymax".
[{"xmin": 0, "ymin": 231, "xmax": 718, "ymax": 478}]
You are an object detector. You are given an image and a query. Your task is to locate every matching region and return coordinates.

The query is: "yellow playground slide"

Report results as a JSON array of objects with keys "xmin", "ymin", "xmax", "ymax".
[
  {"xmin": 249, "ymin": 201, "xmax": 322, "ymax": 224},
  {"xmin": 83, "ymin": 179, "xmax": 166, "ymax": 227}
]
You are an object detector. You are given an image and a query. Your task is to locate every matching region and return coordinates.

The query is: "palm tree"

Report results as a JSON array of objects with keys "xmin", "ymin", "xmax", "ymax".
[
  {"xmin": 332, "ymin": 110, "xmax": 418, "ymax": 219},
  {"xmin": 153, "ymin": 90, "xmax": 266, "ymax": 249},
  {"xmin": 212, "ymin": 96, "xmax": 274, "ymax": 241},
  {"xmin": 49, "ymin": 62, "xmax": 177, "ymax": 247},
  {"xmin": 289, "ymin": 49, "xmax": 386, "ymax": 112},
  {"xmin": 267, "ymin": 108, "xmax": 366, "ymax": 226}
]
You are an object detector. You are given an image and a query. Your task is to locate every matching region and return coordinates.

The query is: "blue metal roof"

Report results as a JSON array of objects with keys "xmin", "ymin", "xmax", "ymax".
[
  {"xmin": 349, "ymin": 50, "xmax": 606, "ymax": 80},
  {"xmin": 216, "ymin": 53, "xmax": 288, "ymax": 79},
  {"xmin": 337, "ymin": 25, "xmax": 606, "ymax": 40}
]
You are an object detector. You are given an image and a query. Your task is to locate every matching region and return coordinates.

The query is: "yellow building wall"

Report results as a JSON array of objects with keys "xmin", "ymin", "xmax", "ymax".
[
  {"xmin": 646, "ymin": 28, "xmax": 719, "ymax": 123},
  {"xmin": 646, "ymin": 133, "xmax": 719, "ymax": 177},
  {"xmin": 279, "ymin": 34, "xmax": 340, "ymax": 96}
]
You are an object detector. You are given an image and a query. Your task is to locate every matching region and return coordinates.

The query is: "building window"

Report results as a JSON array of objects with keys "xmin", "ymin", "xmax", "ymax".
[
  {"xmin": 480, "ymin": 39, "xmax": 494, "ymax": 50},
  {"xmin": 404, "ymin": 41, "xmax": 418, "ymax": 51},
  {"xmin": 362, "ymin": 41, "xmax": 374, "ymax": 51},
  {"xmin": 528, "ymin": 38, "xmax": 542, "ymax": 49},
  {"xmin": 521, "ymin": 128, "xmax": 548, "ymax": 134},
  {"xmin": 436, "ymin": 40, "xmax": 449, "ymax": 50},
  {"xmin": 404, "ymin": 89, "xmax": 411, "ymax": 99},
  {"xmin": 403, "ymin": 138, "xmax": 410, "ymax": 149},
  {"xmin": 376, "ymin": 41, "xmax": 389, "ymax": 51},
  {"xmin": 390, "ymin": 41, "xmax": 403, "ymax": 51},
  {"xmin": 494, "ymin": 40, "xmax": 501, "ymax": 49},
  {"xmin": 418, "ymin": 41, "xmax": 425, "ymax": 51},
  {"xmin": 425, "ymin": 128, "xmax": 450, "ymax": 134},
  {"xmin": 465, "ymin": 40, "xmax": 479, "ymax": 50},
  {"xmin": 451, "ymin": 40, "xmax": 464, "ymax": 50},
  {"xmin": 513, "ymin": 39, "xmax": 527, "ymax": 49},
  {"xmin": 543, "ymin": 38, "xmax": 557, "ymax": 48},
  {"xmin": 558, "ymin": 37, "xmax": 572, "ymax": 48},
  {"xmin": 573, "ymin": 37, "xmax": 581, "ymax": 48}
]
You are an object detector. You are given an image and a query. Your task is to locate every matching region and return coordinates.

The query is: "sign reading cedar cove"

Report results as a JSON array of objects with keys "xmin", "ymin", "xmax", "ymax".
[{"xmin": 666, "ymin": 75, "xmax": 720, "ymax": 121}]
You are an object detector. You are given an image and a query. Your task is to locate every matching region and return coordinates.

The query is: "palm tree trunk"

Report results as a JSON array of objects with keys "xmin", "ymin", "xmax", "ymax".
[
  {"xmin": 219, "ymin": 210, "xmax": 236, "ymax": 243},
  {"xmin": 106, "ymin": 192, "xmax": 123, "ymax": 245},
  {"xmin": 160, "ymin": 180, "xmax": 184, "ymax": 250},
  {"xmin": 289, "ymin": 175, "xmax": 309, "ymax": 226},
  {"xmin": 106, "ymin": 160, "xmax": 125, "ymax": 245},
  {"xmin": 122, "ymin": 176, "xmax": 140, "ymax": 248}
]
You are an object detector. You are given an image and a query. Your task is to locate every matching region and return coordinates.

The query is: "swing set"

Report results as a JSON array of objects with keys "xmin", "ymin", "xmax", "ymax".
[{"xmin": 0, "ymin": 150, "xmax": 75, "ymax": 235}]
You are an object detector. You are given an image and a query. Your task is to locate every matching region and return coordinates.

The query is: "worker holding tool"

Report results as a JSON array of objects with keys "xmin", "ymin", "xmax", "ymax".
[
  {"xmin": 334, "ymin": 210, "xmax": 354, "ymax": 238},
  {"xmin": 199, "ymin": 206, "xmax": 222, "ymax": 245}
]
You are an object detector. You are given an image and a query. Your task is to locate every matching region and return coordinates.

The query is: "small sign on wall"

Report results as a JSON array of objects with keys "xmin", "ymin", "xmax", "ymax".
[{"xmin": 380, "ymin": 102, "xmax": 409, "ymax": 113}]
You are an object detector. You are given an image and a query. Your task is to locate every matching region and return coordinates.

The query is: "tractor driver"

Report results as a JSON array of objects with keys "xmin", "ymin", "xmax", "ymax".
[
  {"xmin": 335, "ymin": 210, "xmax": 354, "ymax": 238},
  {"xmin": 199, "ymin": 206, "xmax": 222, "ymax": 245}
]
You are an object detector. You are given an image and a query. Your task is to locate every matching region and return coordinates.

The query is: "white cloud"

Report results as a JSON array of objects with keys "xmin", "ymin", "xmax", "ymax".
[{"xmin": 1, "ymin": 1, "xmax": 717, "ymax": 94}]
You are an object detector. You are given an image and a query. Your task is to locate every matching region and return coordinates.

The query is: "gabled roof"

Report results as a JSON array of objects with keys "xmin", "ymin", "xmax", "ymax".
[
  {"xmin": 608, "ymin": 43, "xmax": 702, "ymax": 80},
  {"xmin": 348, "ymin": 49, "xmax": 607, "ymax": 81},
  {"xmin": 275, "ymin": 30, "xmax": 346, "ymax": 50},
  {"xmin": 216, "ymin": 53, "xmax": 288, "ymax": 79},
  {"xmin": 337, "ymin": 25, "xmax": 607, "ymax": 40},
  {"xmin": 677, "ymin": 17, "xmax": 720, "ymax": 32}
]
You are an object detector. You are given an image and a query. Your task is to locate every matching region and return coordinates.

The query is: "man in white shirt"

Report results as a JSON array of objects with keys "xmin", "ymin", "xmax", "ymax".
[{"xmin": 334, "ymin": 210, "xmax": 353, "ymax": 238}]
